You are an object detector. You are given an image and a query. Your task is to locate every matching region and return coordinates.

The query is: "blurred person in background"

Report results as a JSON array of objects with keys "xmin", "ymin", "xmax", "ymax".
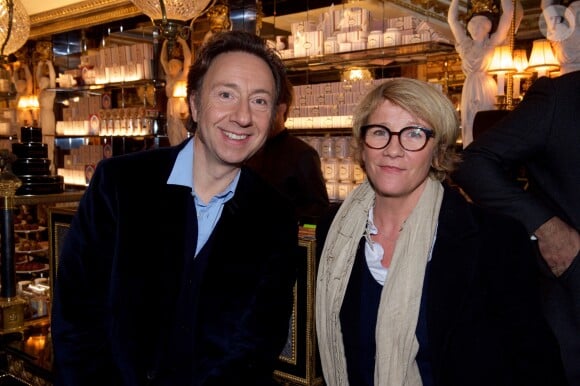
[
  {"xmin": 453, "ymin": 2, "xmax": 580, "ymax": 383},
  {"xmin": 246, "ymin": 76, "xmax": 329, "ymax": 224}
]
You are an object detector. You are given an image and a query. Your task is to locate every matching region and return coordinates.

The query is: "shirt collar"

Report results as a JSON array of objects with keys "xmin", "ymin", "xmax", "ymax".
[{"xmin": 167, "ymin": 136, "xmax": 240, "ymax": 199}]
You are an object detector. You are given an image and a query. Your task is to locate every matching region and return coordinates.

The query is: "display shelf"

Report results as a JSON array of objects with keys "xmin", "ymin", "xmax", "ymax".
[
  {"xmin": 282, "ymin": 42, "xmax": 455, "ymax": 73},
  {"xmin": 48, "ymin": 78, "xmax": 165, "ymax": 95}
]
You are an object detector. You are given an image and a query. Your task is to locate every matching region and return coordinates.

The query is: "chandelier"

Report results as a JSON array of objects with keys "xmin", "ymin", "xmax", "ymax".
[
  {"xmin": 129, "ymin": 0, "xmax": 214, "ymax": 43},
  {"xmin": 0, "ymin": 0, "xmax": 30, "ymax": 58}
]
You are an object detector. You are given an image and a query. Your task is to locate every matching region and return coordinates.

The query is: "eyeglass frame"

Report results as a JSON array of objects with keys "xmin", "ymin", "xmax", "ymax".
[{"xmin": 360, "ymin": 124, "xmax": 435, "ymax": 152}]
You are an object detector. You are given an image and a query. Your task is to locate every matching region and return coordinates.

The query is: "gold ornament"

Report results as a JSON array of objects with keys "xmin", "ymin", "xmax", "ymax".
[{"xmin": 467, "ymin": 0, "xmax": 499, "ymax": 20}]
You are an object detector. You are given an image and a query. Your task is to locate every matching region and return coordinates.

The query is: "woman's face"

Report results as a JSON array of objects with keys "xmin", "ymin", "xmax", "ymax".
[
  {"xmin": 467, "ymin": 15, "xmax": 492, "ymax": 41},
  {"xmin": 361, "ymin": 99, "xmax": 435, "ymax": 202}
]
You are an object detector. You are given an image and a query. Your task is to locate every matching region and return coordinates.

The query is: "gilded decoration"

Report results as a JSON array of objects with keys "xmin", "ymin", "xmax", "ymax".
[{"xmin": 29, "ymin": 0, "xmax": 142, "ymax": 39}]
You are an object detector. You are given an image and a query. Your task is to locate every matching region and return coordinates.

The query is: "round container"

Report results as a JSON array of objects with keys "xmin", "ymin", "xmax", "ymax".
[
  {"xmin": 12, "ymin": 158, "xmax": 51, "ymax": 176},
  {"xmin": 321, "ymin": 136, "xmax": 335, "ymax": 158},
  {"xmin": 11, "ymin": 142, "xmax": 49, "ymax": 159},
  {"xmin": 20, "ymin": 126, "xmax": 43, "ymax": 143},
  {"xmin": 323, "ymin": 157, "xmax": 340, "ymax": 181},
  {"xmin": 326, "ymin": 180, "xmax": 340, "ymax": 201},
  {"xmin": 324, "ymin": 37, "xmax": 338, "ymax": 54},
  {"xmin": 384, "ymin": 28, "xmax": 402, "ymax": 47},
  {"xmin": 339, "ymin": 158, "xmax": 355, "ymax": 181},
  {"xmin": 354, "ymin": 163, "xmax": 366, "ymax": 183},
  {"xmin": 334, "ymin": 137, "xmax": 351, "ymax": 159},
  {"xmin": 367, "ymin": 30, "xmax": 384, "ymax": 49},
  {"xmin": 338, "ymin": 181, "xmax": 354, "ymax": 200}
]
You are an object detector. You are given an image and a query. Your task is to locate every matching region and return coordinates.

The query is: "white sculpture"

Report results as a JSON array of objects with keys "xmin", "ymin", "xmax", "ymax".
[
  {"xmin": 36, "ymin": 60, "xmax": 56, "ymax": 134},
  {"xmin": 160, "ymin": 37, "xmax": 192, "ymax": 146},
  {"xmin": 542, "ymin": 0, "xmax": 580, "ymax": 75},
  {"xmin": 448, "ymin": 0, "xmax": 514, "ymax": 147},
  {"xmin": 13, "ymin": 62, "xmax": 33, "ymax": 126}
]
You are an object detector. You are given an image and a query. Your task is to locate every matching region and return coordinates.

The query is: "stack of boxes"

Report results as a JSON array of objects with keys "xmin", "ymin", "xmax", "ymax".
[
  {"xmin": 276, "ymin": 6, "xmax": 450, "ymax": 59},
  {"xmin": 286, "ymin": 78, "xmax": 384, "ymax": 131},
  {"xmin": 58, "ymin": 142, "xmax": 106, "ymax": 186},
  {"xmin": 57, "ymin": 42, "xmax": 155, "ymax": 86}
]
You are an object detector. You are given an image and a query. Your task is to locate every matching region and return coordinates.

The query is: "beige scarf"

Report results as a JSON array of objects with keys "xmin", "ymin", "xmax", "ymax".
[{"xmin": 316, "ymin": 177, "xmax": 443, "ymax": 386}]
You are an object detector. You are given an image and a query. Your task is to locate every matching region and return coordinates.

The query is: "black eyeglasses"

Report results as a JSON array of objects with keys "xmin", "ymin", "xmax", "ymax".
[{"xmin": 361, "ymin": 124, "xmax": 435, "ymax": 152}]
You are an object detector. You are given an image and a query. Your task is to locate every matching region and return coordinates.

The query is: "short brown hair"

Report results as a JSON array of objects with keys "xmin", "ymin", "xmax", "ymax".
[{"xmin": 185, "ymin": 31, "xmax": 287, "ymax": 132}]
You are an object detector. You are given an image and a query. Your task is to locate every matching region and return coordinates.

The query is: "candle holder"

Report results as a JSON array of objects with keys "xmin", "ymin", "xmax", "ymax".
[{"xmin": 495, "ymin": 95, "xmax": 508, "ymax": 110}]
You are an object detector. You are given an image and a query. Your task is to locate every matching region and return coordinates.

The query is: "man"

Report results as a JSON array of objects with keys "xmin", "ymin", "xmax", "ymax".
[
  {"xmin": 246, "ymin": 76, "xmax": 329, "ymax": 224},
  {"xmin": 452, "ymin": 4, "xmax": 580, "ymax": 383},
  {"xmin": 51, "ymin": 31, "xmax": 298, "ymax": 386}
]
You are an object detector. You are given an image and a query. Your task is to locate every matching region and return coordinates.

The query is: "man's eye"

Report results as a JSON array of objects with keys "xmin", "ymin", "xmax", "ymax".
[{"xmin": 218, "ymin": 91, "xmax": 233, "ymax": 99}]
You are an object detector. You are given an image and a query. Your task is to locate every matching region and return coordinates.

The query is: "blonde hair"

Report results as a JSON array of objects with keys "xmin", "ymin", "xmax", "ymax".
[{"xmin": 352, "ymin": 78, "xmax": 460, "ymax": 181}]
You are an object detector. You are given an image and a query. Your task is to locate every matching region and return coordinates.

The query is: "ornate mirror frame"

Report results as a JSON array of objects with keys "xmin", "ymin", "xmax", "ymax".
[{"xmin": 29, "ymin": 0, "xmax": 142, "ymax": 39}]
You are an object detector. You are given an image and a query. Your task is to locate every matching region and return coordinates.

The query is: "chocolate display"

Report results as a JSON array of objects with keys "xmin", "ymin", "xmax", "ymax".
[{"xmin": 12, "ymin": 126, "xmax": 64, "ymax": 195}]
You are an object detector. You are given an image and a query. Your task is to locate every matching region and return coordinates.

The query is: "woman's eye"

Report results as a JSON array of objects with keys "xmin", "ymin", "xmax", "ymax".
[{"xmin": 405, "ymin": 129, "xmax": 423, "ymax": 138}]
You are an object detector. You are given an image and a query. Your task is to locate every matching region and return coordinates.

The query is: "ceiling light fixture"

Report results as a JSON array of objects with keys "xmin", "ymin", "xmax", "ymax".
[
  {"xmin": 0, "ymin": 0, "xmax": 30, "ymax": 59},
  {"xmin": 129, "ymin": 0, "xmax": 214, "ymax": 51}
]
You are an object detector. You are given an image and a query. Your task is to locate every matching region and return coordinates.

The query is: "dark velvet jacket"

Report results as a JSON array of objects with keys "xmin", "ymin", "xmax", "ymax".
[
  {"xmin": 425, "ymin": 185, "xmax": 567, "ymax": 385},
  {"xmin": 51, "ymin": 139, "xmax": 299, "ymax": 386}
]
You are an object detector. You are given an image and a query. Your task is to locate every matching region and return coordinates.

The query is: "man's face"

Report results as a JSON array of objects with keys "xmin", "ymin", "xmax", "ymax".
[{"xmin": 190, "ymin": 51, "xmax": 276, "ymax": 167}]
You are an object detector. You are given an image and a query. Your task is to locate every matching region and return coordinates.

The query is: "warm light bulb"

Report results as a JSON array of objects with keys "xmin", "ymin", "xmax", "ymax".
[
  {"xmin": 527, "ymin": 39, "xmax": 559, "ymax": 77},
  {"xmin": 488, "ymin": 46, "xmax": 515, "ymax": 97},
  {"xmin": 172, "ymin": 80, "xmax": 187, "ymax": 98},
  {"xmin": 512, "ymin": 49, "xmax": 529, "ymax": 73}
]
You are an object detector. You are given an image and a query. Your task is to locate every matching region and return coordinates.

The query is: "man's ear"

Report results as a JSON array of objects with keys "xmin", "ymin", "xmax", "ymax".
[{"xmin": 189, "ymin": 94, "xmax": 198, "ymax": 122}]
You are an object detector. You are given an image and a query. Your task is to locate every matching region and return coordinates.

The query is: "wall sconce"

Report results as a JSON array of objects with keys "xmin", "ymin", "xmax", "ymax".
[
  {"xmin": 129, "ymin": 0, "xmax": 213, "ymax": 54},
  {"xmin": 341, "ymin": 67, "xmax": 373, "ymax": 82},
  {"xmin": 17, "ymin": 95, "xmax": 39, "ymax": 126},
  {"xmin": 488, "ymin": 45, "xmax": 515, "ymax": 108},
  {"xmin": 526, "ymin": 39, "xmax": 559, "ymax": 78},
  {"xmin": 172, "ymin": 80, "xmax": 189, "ymax": 121},
  {"xmin": 511, "ymin": 49, "xmax": 531, "ymax": 101},
  {"xmin": 172, "ymin": 80, "xmax": 187, "ymax": 98}
]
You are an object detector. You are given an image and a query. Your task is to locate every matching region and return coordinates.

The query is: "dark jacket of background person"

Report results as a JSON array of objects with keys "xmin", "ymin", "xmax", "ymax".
[
  {"xmin": 452, "ymin": 70, "xmax": 580, "ymax": 385},
  {"xmin": 246, "ymin": 129, "xmax": 329, "ymax": 223},
  {"xmin": 51, "ymin": 140, "xmax": 298, "ymax": 385},
  {"xmin": 317, "ymin": 183, "xmax": 567, "ymax": 386}
]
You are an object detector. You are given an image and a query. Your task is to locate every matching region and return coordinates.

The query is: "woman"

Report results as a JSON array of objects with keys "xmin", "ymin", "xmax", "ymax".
[
  {"xmin": 315, "ymin": 78, "xmax": 566, "ymax": 386},
  {"xmin": 448, "ymin": 0, "xmax": 513, "ymax": 147}
]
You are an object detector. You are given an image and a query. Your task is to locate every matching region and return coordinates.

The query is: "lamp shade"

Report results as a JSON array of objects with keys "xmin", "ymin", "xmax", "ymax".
[
  {"xmin": 129, "ymin": 0, "xmax": 213, "ymax": 22},
  {"xmin": 512, "ymin": 49, "xmax": 530, "ymax": 75},
  {"xmin": 488, "ymin": 45, "xmax": 516, "ymax": 74},
  {"xmin": 526, "ymin": 39, "xmax": 559, "ymax": 75},
  {"xmin": 0, "ymin": 0, "xmax": 30, "ymax": 56}
]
